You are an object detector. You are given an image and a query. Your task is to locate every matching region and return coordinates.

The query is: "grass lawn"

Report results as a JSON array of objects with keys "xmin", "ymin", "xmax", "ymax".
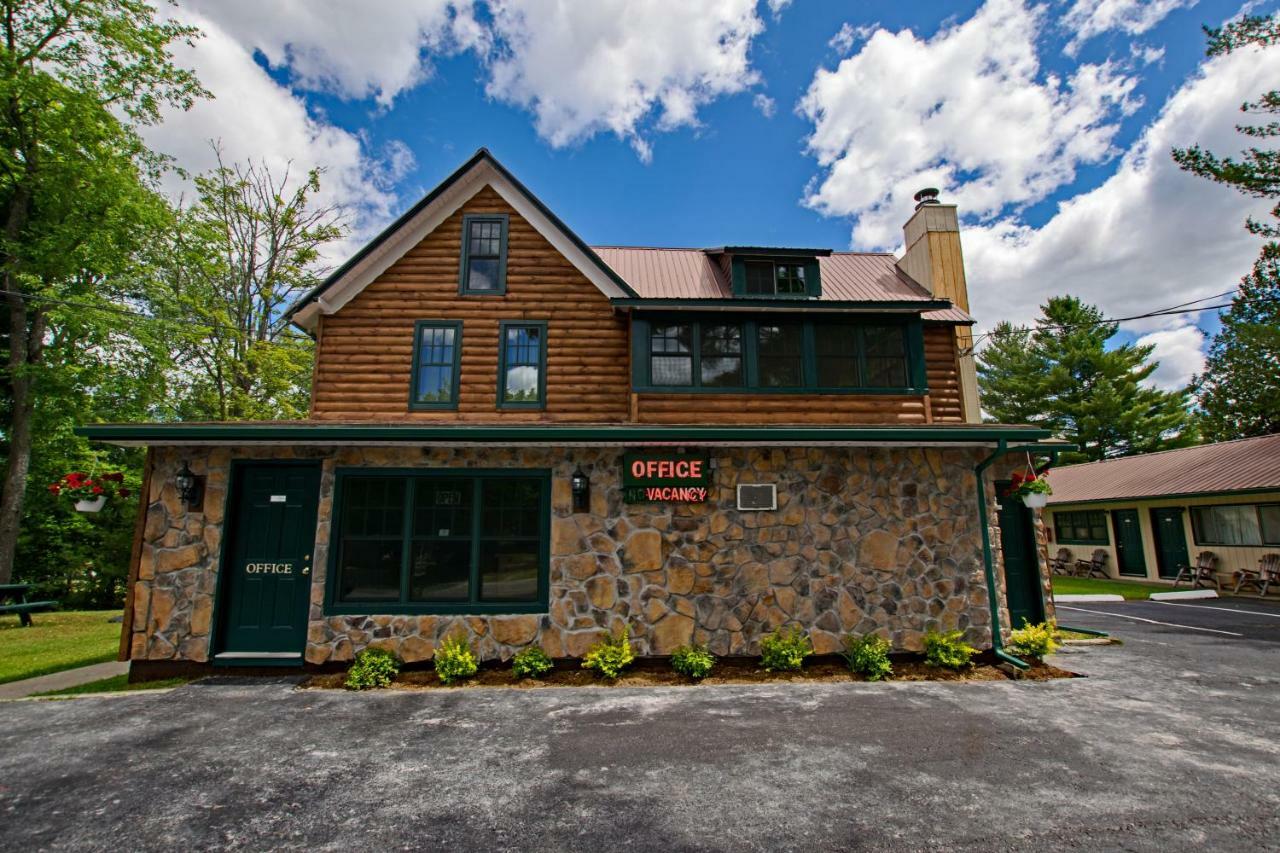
[
  {"xmin": 0, "ymin": 610, "xmax": 122, "ymax": 685},
  {"xmin": 1052, "ymin": 576, "xmax": 1169, "ymax": 600},
  {"xmin": 32, "ymin": 674, "xmax": 188, "ymax": 697}
]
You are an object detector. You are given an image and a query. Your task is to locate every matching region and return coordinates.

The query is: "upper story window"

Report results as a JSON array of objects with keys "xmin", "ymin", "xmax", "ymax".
[
  {"xmin": 411, "ymin": 320, "xmax": 461, "ymax": 409},
  {"xmin": 633, "ymin": 316, "xmax": 924, "ymax": 393},
  {"xmin": 498, "ymin": 321, "xmax": 547, "ymax": 408},
  {"xmin": 459, "ymin": 214, "xmax": 508, "ymax": 294},
  {"xmin": 745, "ymin": 261, "xmax": 806, "ymax": 296}
]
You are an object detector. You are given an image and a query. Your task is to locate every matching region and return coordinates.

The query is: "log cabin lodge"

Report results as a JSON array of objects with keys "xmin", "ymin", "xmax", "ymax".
[{"xmin": 79, "ymin": 149, "xmax": 1067, "ymax": 677}]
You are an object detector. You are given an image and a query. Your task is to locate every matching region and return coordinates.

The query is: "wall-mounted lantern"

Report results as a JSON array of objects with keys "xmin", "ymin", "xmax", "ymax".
[
  {"xmin": 570, "ymin": 467, "xmax": 590, "ymax": 513},
  {"xmin": 175, "ymin": 460, "xmax": 204, "ymax": 509}
]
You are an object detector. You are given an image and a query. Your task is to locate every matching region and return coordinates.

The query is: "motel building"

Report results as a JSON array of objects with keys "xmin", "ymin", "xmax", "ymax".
[{"xmin": 80, "ymin": 150, "xmax": 1066, "ymax": 678}]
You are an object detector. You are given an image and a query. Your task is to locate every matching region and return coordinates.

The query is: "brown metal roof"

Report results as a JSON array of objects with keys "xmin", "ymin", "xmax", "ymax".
[
  {"xmin": 1046, "ymin": 433, "xmax": 1280, "ymax": 505},
  {"xmin": 592, "ymin": 247, "xmax": 970, "ymax": 319}
]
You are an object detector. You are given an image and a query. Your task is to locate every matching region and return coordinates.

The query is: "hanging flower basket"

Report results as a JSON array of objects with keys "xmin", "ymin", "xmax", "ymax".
[
  {"xmin": 49, "ymin": 472, "xmax": 130, "ymax": 513},
  {"xmin": 1009, "ymin": 470, "xmax": 1052, "ymax": 508}
]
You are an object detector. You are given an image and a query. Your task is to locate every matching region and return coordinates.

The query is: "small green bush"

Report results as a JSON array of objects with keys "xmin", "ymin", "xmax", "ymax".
[
  {"xmin": 923, "ymin": 630, "xmax": 977, "ymax": 670},
  {"xmin": 344, "ymin": 647, "xmax": 400, "ymax": 690},
  {"xmin": 671, "ymin": 644, "xmax": 716, "ymax": 679},
  {"xmin": 582, "ymin": 625, "xmax": 635, "ymax": 679},
  {"xmin": 434, "ymin": 635, "xmax": 479, "ymax": 685},
  {"xmin": 512, "ymin": 646, "xmax": 554, "ymax": 679},
  {"xmin": 841, "ymin": 633, "xmax": 893, "ymax": 681},
  {"xmin": 759, "ymin": 625, "xmax": 812, "ymax": 672},
  {"xmin": 1008, "ymin": 621, "xmax": 1059, "ymax": 659}
]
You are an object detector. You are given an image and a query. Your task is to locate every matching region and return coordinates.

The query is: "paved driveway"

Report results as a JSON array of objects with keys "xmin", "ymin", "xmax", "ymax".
[{"xmin": 1, "ymin": 608, "xmax": 1278, "ymax": 852}]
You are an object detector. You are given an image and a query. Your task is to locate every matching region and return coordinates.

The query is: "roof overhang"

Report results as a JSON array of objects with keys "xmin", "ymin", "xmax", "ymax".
[
  {"xmin": 284, "ymin": 149, "xmax": 638, "ymax": 333},
  {"xmin": 704, "ymin": 247, "xmax": 834, "ymax": 258},
  {"xmin": 610, "ymin": 297, "xmax": 953, "ymax": 313},
  {"xmin": 77, "ymin": 422, "xmax": 1053, "ymax": 449}
]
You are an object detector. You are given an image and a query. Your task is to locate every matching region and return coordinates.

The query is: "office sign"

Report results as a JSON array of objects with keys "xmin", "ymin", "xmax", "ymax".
[{"xmin": 622, "ymin": 451, "xmax": 710, "ymax": 503}]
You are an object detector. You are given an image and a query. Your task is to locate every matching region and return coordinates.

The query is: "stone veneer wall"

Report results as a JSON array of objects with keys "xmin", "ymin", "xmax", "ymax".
[{"xmin": 131, "ymin": 445, "xmax": 1026, "ymax": 666}]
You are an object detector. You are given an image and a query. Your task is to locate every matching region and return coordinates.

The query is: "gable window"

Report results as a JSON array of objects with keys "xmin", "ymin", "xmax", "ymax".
[
  {"xmin": 1054, "ymin": 510, "xmax": 1109, "ymax": 545},
  {"xmin": 411, "ymin": 321, "xmax": 461, "ymax": 409},
  {"xmin": 745, "ymin": 261, "xmax": 806, "ymax": 296},
  {"xmin": 863, "ymin": 325, "xmax": 909, "ymax": 388},
  {"xmin": 330, "ymin": 470, "xmax": 550, "ymax": 615},
  {"xmin": 757, "ymin": 323, "xmax": 804, "ymax": 387},
  {"xmin": 459, "ymin": 214, "xmax": 508, "ymax": 294},
  {"xmin": 700, "ymin": 324, "xmax": 743, "ymax": 386},
  {"xmin": 1191, "ymin": 503, "xmax": 1280, "ymax": 546},
  {"xmin": 499, "ymin": 321, "xmax": 547, "ymax": 408},
  {"xmin": 650, "ymin": 324, "xmax": 693, "ymax": 386}
]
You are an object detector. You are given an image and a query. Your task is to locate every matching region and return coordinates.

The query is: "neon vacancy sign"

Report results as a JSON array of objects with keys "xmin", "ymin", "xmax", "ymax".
[{"xmin": 622, "ymin": 451, "xmax": 710, "ymax": 503}]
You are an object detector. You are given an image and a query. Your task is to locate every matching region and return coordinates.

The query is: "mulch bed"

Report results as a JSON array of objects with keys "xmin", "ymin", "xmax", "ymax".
[{"xmin": 301, "ymin": 654, "xmax": 1077, "ymax": 691}]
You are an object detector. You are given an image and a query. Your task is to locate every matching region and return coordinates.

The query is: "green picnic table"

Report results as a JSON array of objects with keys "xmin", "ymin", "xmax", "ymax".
[{"xmin": 0, "ymin": 583, "xmax": 55, "ymax": 627}]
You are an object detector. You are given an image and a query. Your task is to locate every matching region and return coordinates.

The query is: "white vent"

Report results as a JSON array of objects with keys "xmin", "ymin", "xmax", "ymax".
[{"xmin": 736, "ymin": 483, "xmax": 777, "ymax": 511}]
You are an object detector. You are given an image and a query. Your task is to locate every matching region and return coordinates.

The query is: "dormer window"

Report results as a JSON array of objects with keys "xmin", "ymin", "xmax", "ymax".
[{"xmin": 745, "ymin": 261, "xmax": 806, "ymax": 296}]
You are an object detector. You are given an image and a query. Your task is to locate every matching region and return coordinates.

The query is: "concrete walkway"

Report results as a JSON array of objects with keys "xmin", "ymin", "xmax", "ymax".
[{"xmin": 0, "ymin": 660, "xmax": 129, "ymax": 700}]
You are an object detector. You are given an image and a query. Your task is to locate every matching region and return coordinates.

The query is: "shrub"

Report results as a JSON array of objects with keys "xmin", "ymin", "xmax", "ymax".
[
  {"xmin": 759, "ymin": 625, "xmax": 812, "ymax": 672},
  {"xmin": 1008, "ymin": 621, "xmax": 1059, "ymax": 659},
  {"xmin": 841, "ymin": 633, "xmax": 893, "ymax": 681},
  {"xmin": 923, "ymin": 630, "xmax": 977, "ymax": 670},
  {"xmin": 344, "ymin": 647, "xmax": 400, "ymax": 690},
  {"xmin": 671, "ymin": 644, "xmax": 716, "ymax": 679},
  {"xmin": 582, "ymin": 625, "xmax": 635, "ymax": 679},
  {"xmin": 512, "ymin": 646, "xmax": 554, "ymax": 679},
  {"xmin": 434, "ymin": 635, "xmax": 479, "ymax": 685}
]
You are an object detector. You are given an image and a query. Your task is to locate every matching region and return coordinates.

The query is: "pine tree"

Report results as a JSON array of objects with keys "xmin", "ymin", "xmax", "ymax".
[
  {"xmin": 1172, "ymin": 14, "xmax": 1280, "ymax": 439},
  {"xmin": 1195, "ymin": 252, "xmax": 1280, "ymax": 440},
  {"xmin": 977, "ymin": 296, "xmax": 1195, "ymax": 462}
]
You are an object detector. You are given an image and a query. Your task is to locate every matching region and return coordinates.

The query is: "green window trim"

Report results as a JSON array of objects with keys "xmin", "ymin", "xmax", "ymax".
[
  {"xmin": 1053, "ymin": 509, "xmax": 1110, "ymax": 545},
  {"xmin": 324, "ymin": 468, "xmax": 552, "ymax": 616},
  {"xmin": 730, "ymin": 255, "xmax": 822, "ymax": 298},
  {"xmin": 458, "ymin": 213, "xmax": 509, "ymax": 295},
  {"xmin": 631, "ymin": 315, "xmax": 927, "ymax": 395},
  {"xmin": 1189, "ymin": 502, "xmax": 1280, "ymax": 547},
  {"xmin": 409, "ymin": 320, "xmax": 463, "ymax": 410},
  {"xmin": 498, "ymin": 320, "xmax": 548, "ymax": 409}
]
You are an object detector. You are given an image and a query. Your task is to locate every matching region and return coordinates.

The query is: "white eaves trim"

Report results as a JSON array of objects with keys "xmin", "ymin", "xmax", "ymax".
[{"xmin": 291, "ymin": 160, "xmax": 630, "ymax": 332}]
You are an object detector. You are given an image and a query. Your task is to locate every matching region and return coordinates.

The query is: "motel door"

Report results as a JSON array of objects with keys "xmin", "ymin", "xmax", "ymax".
[
  {"xmin": 1110, "ymin": 509, "xmax": 1148, "ymax": 577},
  {"xmin": 1150, "ymin": 508, "xmax": 1190, "ymax": 580},
  {"xmin": 996, "ymin": 482, "xmax": 1045, "ymax": 629},
  {"xmin": 215, "ymin": 462, "xmax": 322, "ymax": 662}
]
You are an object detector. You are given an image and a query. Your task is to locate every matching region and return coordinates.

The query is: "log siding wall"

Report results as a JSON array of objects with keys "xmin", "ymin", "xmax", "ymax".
[
  {"xmin": 312, "ymin": 187, "xmax": 632, "ymax": 422},
  {"xmin": 310, "ymin": 185, "xmax": 969, "ymax": 424}
]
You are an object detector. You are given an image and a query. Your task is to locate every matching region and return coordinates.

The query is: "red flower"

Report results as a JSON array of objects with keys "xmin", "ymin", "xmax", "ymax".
[
  {"xmin": 91, "ymin": 486, "xmax": 104, "ymax": 495},
  {"xmin": 48, "ymin": 484, "xmax": 61, "ymax": 495},
  {"xmin": 117, "ymin": 488, "xmax": 131, "ymax": 498},
  {"xmin": 64, "ymin": 472, "xmax": 87, "ymax": 487}
]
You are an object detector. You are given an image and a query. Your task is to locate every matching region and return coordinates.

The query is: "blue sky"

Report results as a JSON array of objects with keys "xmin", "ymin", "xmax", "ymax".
[{"xmin": 146, "ymin": 0, "xmax": 1279, "ymax": 389}]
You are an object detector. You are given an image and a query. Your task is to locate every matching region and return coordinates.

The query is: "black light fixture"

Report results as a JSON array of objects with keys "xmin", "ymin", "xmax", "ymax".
[
  {"xmin": 570, "ymin": 467, "xmax": 590, "ymax": 513},
  {"xmin": 175, "ymin": 460, "xmax": 200, "ymax": 505}
]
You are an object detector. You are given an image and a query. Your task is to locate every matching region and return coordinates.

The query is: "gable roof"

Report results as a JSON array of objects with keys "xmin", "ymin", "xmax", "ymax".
[
  {"xmin": 1046, "ymin": 433, "xmax": 1280, "ymax": 505},
  {"xmin": 284, "ymin": 148, "xmax": 639, "ymax": 332}
]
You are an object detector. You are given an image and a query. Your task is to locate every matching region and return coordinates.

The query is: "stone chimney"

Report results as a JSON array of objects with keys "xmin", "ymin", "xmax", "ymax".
[{"xmin": 896, "ymin": 189, "xmax": 981, "ymax": 423}]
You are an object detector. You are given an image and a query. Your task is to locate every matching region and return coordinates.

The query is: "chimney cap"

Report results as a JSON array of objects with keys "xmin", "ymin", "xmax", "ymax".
[{"xmin": 913, "ymin": 187, "xmax": 941, "ymax": 210}]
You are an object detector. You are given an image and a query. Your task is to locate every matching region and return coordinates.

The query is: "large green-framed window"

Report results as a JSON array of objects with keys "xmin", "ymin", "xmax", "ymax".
[
  {"xmin": 1053, "ymin": 510, "xmax": 1110, "ymax": 545},
  {"xmin": 410, "ymin": 321, "xmax": 462, "ymax": 410},
  {"xmin": 458, "ymin": 214, "xmax": 508, "ymax": 294},
  {"xmin": 328, "ymin": 469, "xmax": 551, "ymax": 615},
  {"xmin": 631, "ymin": 315, "xmax": 926, "ymax": 393},
  {"xmin": 1190, "ymin": 503, "xmax": 1280, "ymax": 546},
  {"xmin": 498, "ymin": 320, "xmax": 547, "ymax": 408}
]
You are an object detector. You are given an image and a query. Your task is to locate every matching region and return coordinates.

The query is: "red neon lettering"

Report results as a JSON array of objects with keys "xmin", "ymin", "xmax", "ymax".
[
  {"xmin": 631, "ymin": 460, "xmax": 646, "ymax": 478},
  {"xmin": 689, "ymin": 460, "xmax": 702, "ymax": 478}
]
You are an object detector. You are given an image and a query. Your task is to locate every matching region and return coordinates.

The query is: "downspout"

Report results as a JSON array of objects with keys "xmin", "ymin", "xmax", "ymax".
[{"xmin": 974, "ymin": 439, "xmax": 1030, "ymax": 670}]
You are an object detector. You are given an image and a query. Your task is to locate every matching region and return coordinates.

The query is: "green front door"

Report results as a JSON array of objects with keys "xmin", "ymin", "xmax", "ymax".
[
  {"xmin": 1111, "ymin": 509, "xmax": 1147, "ymax": 577},
  {"xmin": 216, "ymin": 462, "xmax": 321, "ymax": 662},
  {"xmin": 996, "ymin": 482, "xmax": 1045, "ymax": 629},
  {"xmin": 1150, "ymin": 507, "xmax": 1190, "ymax": 579}
]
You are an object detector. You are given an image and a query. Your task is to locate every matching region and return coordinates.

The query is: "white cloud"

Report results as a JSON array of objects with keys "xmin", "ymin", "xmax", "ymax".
[
  {"xmin": 829, "ymin": 22, "xmax": 878, "ymax": 55},
  {"xmin": 483, "ymin": 0, "xmax": 765, "ymax": 159},
  {"xmin": 958, "ymin": 44, "xmax": 1280, "ymax": 388},
  {"xmin": 180, "ymin": 0, "xmax": 486, "ymax": 107},
  {"xmin": 1062, "ymin": 0, "xmax": 1198, "ymax": 55},
  {"xmin": 767, "ymin": 0, "xmax": 793, "ymax": 18},
  {"xmin": 1136, "ymin": 325, "xmax": 1207, "ymax": 390},
  {"xmin": 799, "ymin": 0, "xmax": 1139, "ymax": 248},
  {"xmin": 143, "ymin": 8, "xmax": 412, "ymax": 261},
  {"xmin": 753, "ymin": 93, "xmax": 776, "ymax": 117}
]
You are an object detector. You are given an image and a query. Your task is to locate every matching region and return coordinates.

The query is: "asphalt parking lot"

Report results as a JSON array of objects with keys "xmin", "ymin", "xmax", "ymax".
[
  {"xmin": 1056, "ymin": 595, "xmax": 1280, "ymax": 643},
  {"xmin": 1, "ymin": 601, "xmax": 1278, "ymax": 852}
]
